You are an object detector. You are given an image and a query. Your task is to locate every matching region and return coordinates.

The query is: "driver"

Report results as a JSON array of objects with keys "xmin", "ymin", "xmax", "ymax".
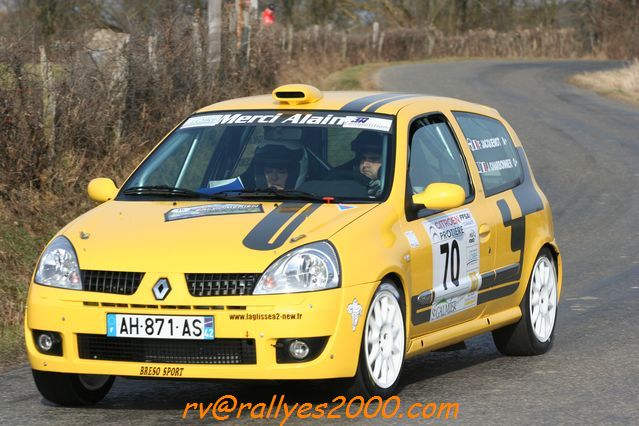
[
  {"xmin": 253, "ymin": 143, "xmax": 305, "ymax": 190},
  {"xmin": 351, "ymin": 131, "xmax": 385, "ymax": 196}
]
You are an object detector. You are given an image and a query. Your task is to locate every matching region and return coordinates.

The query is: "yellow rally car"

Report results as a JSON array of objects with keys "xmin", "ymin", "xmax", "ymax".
[{"xmin": 26, "ymin": 84, "xmax": 562, "ymax": 405}]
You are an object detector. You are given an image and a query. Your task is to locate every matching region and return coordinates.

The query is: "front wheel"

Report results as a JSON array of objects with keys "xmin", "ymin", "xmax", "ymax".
[
  {"xmin": 32, "ymin": 370, "xmax": 114, "ymax": 406},
  {"xmin": 492, "ymin": 248, "xmax": 558, "ymax": 355},
  {"xmin": 347, "ymin": 281, "xmax": 406, "ymax": 398}
]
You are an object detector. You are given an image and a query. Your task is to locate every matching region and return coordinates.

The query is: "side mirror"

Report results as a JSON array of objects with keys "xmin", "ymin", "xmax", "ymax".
[
  {"xmin": 87, "ymin": 178, "xmax": 118, "ymax": 203},
  {"xmin": 412, "ymin": 183, "xmax": 465, "ymax": 211}
]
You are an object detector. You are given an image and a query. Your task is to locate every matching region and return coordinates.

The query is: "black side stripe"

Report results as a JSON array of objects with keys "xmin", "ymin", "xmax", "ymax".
[
  {"xmin": 364, "ymin": 94, "xmax": 420, "ymax": 112},
  {"xmin": 513, "ymin": 147, "xmax": 544, "ymax": 216},
  {"xmin": 242, "ymin": 203, "xmax": 321, "ymax": 251},
  {"xmin": 339, "ymin": 93, "xmax": 406, "ymax": 111},
  {"xmin": 410, "ymin": 296, "xmax": 431, "ymax": 325},
  {"xmin": 497, "ymin": 199, "xmax": 526, "ymax": 280},
  {"xmin": 480, "ymin": 263, "xmax": 520, "ymax": 290},
  {"xmin": 478, "ymin": 282, "xmax": 519, "ymax": 304}
]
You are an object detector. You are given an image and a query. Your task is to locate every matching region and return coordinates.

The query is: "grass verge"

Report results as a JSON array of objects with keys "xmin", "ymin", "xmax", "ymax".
[{"xmin": 569, "ymin": 59, "xmax": 639, "ymax": 106}]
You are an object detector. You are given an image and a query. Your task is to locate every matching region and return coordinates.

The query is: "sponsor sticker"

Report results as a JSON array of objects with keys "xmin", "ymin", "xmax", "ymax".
[
  {"xmin": 165, "ymin": 203, "xmax": 263, "ymax": 221},
  {"xmin": 347, "ymin": 298, "xmax": 363, "ymax": 331},
  {"xmin": 404, "ymin": 230, "xmax": 420, "ymax": 248},
  {"xmin": 179, "ymin": 112, "xmax": 393, "ymax": 133},
  {"xmin": 337, "ymin": 204, "xmax": 356, "ymax": 211},
  {"xmin": 343, "ymin": 116, "xmax": 393, "ymax": 132},
  {"xmin": 430, "ymin": 292, "xmax": 478, "ymax": 322},
  {"xmin": 423, "ymin": 209, "xmax": 481, "ymax": 322}
]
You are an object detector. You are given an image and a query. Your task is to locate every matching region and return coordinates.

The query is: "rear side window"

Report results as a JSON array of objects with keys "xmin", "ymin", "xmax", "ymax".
[{"xmin": 453, "ymin": 112, "xmax": 523, "ymax": 196}]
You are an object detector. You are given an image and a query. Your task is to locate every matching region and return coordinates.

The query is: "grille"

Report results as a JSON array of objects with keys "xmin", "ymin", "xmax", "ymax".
[
  {"xmin": 81, "ymin": 270, "xmax": 144, "ymax": 295},
  {"xmin": 185, "ymin": 273, "xmax": 260, "ymax": 297},
  {"xmin": 77, "ymin": 334, "xmax": 256, "ymax": 364}
]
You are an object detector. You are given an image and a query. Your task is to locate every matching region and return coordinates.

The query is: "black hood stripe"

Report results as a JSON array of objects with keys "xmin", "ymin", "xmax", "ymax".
[{"xmin": 242, "ymin": 203, "xmax": 321, "ymax": 251}]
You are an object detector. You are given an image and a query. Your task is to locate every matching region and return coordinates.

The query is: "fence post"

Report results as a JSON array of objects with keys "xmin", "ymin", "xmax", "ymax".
[
  {"xmin": 245, "ymin": 0, "xmax": 258, "ymax": 62},
  {"xmin": 287, "ymin": 25, "xmax": 294, "ymax": 59},
  {"xmin": 207, "ymin": 0, "xmax": 222, "ymax": 74},
  {"xmin": 147, "ymin": 35, "xmax": 158, "ymax": 73},
  {"xmin": 377, "ymin": 31, "xmax": 385, "ymax": 59},
  {"xmin": 372, "ymin": 21, "xmax": 380, "ymax": 56},
  {"xmin": 341, "ymin": 32, "xmax": 348, "ymax": 62},
  {"xmin": 193, "ymin": 10, "xmax": 203, "ymax": 65},
  {"xmin": 39, "ymin": 46, "xmax": 56, "ymax": 164}
]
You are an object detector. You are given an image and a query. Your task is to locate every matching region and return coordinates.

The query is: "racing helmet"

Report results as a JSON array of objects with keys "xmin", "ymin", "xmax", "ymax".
[
  {"xmin": 253, "ymin": 141, "xmax": 308, "ymax": 189},
  {"xmin": 351, "ymin": 130, "xmax": 384, "ymax": 157}
]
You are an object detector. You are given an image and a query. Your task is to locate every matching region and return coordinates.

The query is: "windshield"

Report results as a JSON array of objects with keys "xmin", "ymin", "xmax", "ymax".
[{"xmin": 120, "ymin": 111, "xmax": 395, "ymax": 202}]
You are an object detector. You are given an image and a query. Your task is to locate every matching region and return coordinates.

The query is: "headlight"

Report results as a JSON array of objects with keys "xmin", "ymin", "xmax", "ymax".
[
  {"xmin": 34, "ymin": 236, "xmax": 82, "ymax": 290},
  {"xmin": 253, "ymin": 241, "xmax": 340, "ymax": 295}
]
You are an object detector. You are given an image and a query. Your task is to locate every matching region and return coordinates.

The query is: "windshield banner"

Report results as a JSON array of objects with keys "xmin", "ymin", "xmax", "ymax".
[{"xmin": 180, "ymin": 112, "xmax": 393, "ymax": 133}]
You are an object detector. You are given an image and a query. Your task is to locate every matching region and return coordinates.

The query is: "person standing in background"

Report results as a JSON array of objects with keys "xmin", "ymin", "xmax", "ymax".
[{"xmin": 261, "ymin": 3, "xmax": 275, "ymax": 26}]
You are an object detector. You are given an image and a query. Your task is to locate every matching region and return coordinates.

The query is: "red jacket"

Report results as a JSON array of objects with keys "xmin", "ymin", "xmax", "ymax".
[{"xmin": 261, "ymin": 8, "xmax": 275, "ymax": 25}]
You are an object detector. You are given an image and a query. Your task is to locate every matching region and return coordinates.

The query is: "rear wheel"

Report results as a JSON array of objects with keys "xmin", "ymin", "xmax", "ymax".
[
  {"xmin": 347, "ymin": 281, "xmax": 406, "ymax": 398},
  {"xmin": 32, "ymin": 370, "xmax": 114, "ymax": 406},
  {"xmin": 492, "ymin": 248, "xmax": 558, "ymax": 355}
]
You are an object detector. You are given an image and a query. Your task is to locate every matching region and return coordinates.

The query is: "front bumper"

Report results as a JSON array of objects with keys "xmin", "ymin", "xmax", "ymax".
[{"xmin": 26, "ymin": 274, "xmax": 378, "ymax": 380}]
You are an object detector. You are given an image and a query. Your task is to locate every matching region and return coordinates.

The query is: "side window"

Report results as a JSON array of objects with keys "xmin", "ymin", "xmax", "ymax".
[
  {"xmin": 408, "ymin": 117, "xmax": 471, "ymax": 198},
  {"xmin": 453, "ymin": 112, "xmax": 523, "ymax": 196}
]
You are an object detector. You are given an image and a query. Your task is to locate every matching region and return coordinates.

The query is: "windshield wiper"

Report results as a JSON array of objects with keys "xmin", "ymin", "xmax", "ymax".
[
  {"xmin": 122, "ymin": 185, "xmax": 236, "ymax": 200},
  {"xmin": 221, "ymin": 188, "xmax": 330, "ymax": 202}
]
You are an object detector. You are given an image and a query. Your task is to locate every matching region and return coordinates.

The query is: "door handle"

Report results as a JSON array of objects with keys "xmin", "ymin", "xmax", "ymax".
[{"xmin": 479, "ymin": 224, "xmax": 491, "ymax": 239}]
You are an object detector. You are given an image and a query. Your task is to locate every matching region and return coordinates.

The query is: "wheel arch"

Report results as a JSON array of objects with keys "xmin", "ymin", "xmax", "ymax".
[
  {"xmin": 380, "ymin": 272, "xmax": 411, "ymax": 338},
  {"xmin": 542, "ymin": 241, "xmax": 562, "ymax": 299}
]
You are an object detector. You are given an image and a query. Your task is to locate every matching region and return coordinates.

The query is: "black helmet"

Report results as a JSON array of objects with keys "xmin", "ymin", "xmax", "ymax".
[
  {"xmin": 253, "ymin": 143, "xmax": 306, "ymax": 189},
  {"xmin": 351, "ymin": 131, "xmax": 384, "ymax": 156}
]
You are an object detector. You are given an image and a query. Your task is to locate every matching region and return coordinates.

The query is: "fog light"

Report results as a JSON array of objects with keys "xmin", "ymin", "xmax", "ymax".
[
  {"xmin": 288, "ymin": 340, "xmax": 310, "ymax": 360},
  {"xmin": 275, "ymin": 337, "xmax": 329, "ymax": 363},
  {"xmin": 32, "ymin": 330, "xmax": 62, "ymax": 356},
  {"xmin": 37, "ymin": 333, "xmax": 53, "ymax": 351}
]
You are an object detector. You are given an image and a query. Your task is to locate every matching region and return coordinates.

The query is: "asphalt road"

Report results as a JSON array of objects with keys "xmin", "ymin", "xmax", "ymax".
[{"xmin": 2, "ymin": 60, "xmax": 638, "ymax": 425}]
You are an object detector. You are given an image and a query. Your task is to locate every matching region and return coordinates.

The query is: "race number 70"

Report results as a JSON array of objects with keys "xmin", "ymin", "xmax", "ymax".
[{"xmin": 439, "ymin": 240, "xmax": 460, "ymax": 290}]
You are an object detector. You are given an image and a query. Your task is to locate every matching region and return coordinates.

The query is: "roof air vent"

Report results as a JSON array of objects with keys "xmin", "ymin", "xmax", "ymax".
[{"xmin": 272, "ymin": 84, "xmax": 323, "ymax": 105}]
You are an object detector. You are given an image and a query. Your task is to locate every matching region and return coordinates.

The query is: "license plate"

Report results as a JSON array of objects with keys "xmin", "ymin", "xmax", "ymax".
[{"xmin": 106, "ymin": 314, "xmax": 214, "ymax": 340}]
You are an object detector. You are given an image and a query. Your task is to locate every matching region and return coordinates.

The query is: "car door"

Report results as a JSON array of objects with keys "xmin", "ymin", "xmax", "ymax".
[
  {"xmin": 400, "ymin": 112, "xmax": 501, "ymax": 335},
  {"xmin": 452, "ymin": 112, "xmax": 533, "ymax": 316}
]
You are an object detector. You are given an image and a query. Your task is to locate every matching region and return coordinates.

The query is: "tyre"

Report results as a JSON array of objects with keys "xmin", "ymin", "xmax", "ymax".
[
  {"xmin": 347, "ymin": 281, "xmax": 406, "ymax": 398},
  {"xmin": 32, "ymin": 370, "xmax": 114, "ymax": 406},
  {"xmin": 492, "ymin": 248, "xmax": 558, "ymax": 355}
]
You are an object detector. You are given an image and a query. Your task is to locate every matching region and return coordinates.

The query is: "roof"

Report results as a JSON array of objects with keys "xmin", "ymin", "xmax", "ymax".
[{"xmin": 196, "ymin": 91, "xmax": 499, "ymax": 117}]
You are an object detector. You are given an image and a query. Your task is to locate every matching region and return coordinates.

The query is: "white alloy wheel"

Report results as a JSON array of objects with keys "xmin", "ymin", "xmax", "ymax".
[
  {"xmin": 529, "ymin": 255, "xmax": 557, "ymax": 342},
  {"xmin": 364, "ymin": 289, "xmax": 405, "ymax": 389}
]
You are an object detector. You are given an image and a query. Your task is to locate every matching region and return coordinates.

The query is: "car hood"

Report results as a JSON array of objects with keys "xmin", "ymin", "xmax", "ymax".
[{"xmin": 62, "ymin": 200, "xmax": 377, "ymax": 273}]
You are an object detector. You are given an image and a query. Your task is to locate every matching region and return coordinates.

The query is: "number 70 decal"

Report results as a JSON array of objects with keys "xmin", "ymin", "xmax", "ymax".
[{"xmin": 423, "ymin": 209, "xmax": 481, "ymax": 321}]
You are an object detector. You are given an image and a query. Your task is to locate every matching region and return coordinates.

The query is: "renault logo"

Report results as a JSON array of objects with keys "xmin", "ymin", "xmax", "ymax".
[{"xmin": 152, "ymin": 278, "xmax": 171, "ymax": 300}]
